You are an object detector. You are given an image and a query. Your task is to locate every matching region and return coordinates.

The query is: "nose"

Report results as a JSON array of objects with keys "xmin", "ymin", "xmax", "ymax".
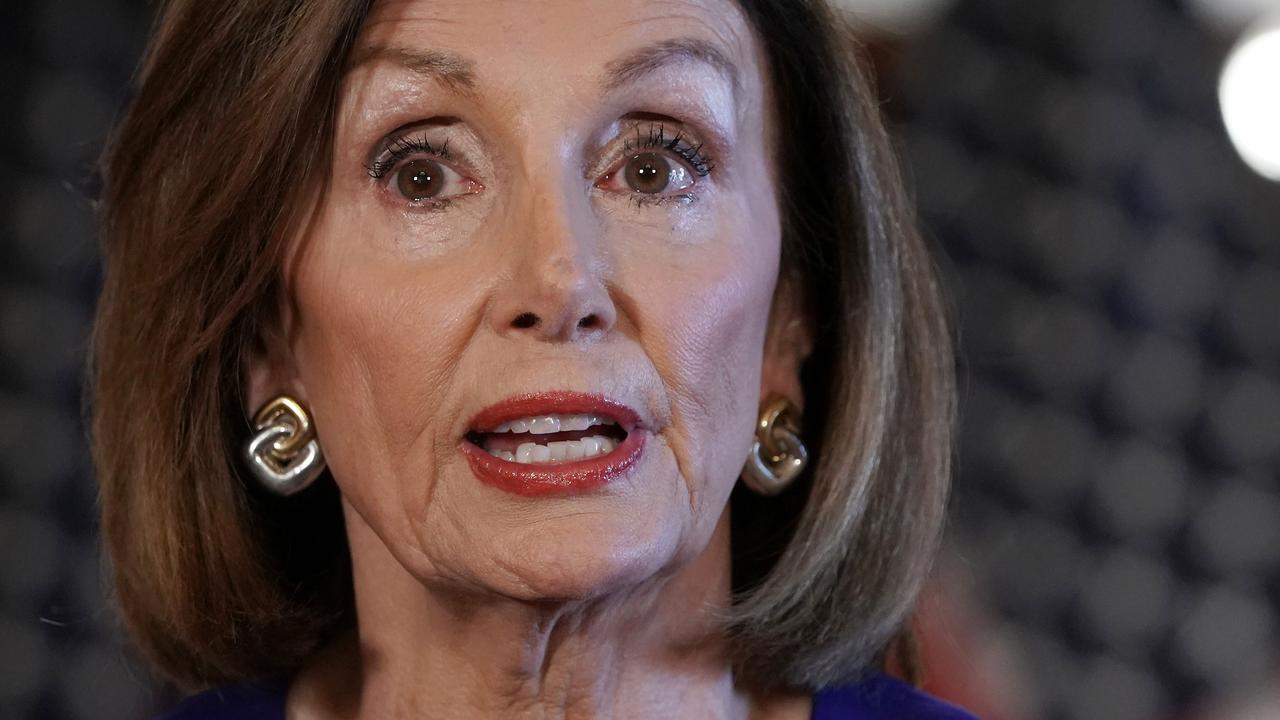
[{"xmin": 488, "ymin": 179, "xmax": 616, "ymax": 343}]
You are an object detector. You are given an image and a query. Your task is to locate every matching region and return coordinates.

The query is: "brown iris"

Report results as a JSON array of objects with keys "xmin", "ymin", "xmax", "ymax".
[
  {"xmin": 396, "ymin": 159, "xmax": 445, "ymax": 201},
  {"xmin": 623, "ymin": 152, "xmax": 672, "ymax": 194}
]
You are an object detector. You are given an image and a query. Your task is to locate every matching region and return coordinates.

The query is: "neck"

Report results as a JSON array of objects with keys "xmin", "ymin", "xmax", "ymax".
[{"xmin": 288, "ymin": 504, "xmax": 808, "ymax": 720}]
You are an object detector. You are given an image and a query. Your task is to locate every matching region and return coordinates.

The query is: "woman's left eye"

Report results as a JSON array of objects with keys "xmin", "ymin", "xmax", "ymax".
[{"xmin": 599, "ymin": 152, "xmax": 697, "ymax": 197}]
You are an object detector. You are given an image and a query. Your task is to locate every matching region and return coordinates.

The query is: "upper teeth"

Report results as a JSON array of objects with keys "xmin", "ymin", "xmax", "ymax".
[{"xmin": 490, "ymin": 414, "xmax": 614, "ymax": 434}]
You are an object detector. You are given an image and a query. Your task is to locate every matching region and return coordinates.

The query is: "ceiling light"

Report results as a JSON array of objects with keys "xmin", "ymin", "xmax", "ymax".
[{"xmin": 1220, "ymin": 18, "xmax": 1280, "ymax": 181}]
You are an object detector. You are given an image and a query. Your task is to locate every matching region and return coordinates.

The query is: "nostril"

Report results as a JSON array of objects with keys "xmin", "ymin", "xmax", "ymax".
[
  {"xmin": 578, "ymin": 314, "xmax": 599, "ymax": 330},
  {"xmin": 512, "ymin": 312, "xmax": 539, "ymax": 329}
]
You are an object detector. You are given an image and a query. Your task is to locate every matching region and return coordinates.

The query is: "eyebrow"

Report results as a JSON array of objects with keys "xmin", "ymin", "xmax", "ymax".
[
  {"xmin": 348, "ymin": 36, "xmax": 739, "ymax": 98},
  {"xmin": 346, "ymin": 45, "xmax": 478, "ymax": 97},
  {"xmin": 602, "ymin": 37, "xmax": 740, "ymax": 95}
]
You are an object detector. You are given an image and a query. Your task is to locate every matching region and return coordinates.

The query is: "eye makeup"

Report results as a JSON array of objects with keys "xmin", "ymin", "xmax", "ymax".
[
  {"xmin": 365, "ymin": 135, "xmax": 453, "ymax": 180},
  {"xmin": 619, "ymin": 121, "xmax": 715, "ymax": 177}
]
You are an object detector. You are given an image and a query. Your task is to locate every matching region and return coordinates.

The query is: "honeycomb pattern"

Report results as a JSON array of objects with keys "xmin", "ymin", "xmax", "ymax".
[{"xmin": 891, "ymin": 0, "xmax": 1280, "ymax": 716}]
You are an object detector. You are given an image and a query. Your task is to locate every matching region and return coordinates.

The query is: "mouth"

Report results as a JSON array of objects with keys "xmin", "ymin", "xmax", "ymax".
[
  {"xmin": 459, "ymin": 392, "xmax": 647, "ymax": 496},
  {"xmin": 465, "ymin": 413, "xmax": 629, "ymax": 463}
]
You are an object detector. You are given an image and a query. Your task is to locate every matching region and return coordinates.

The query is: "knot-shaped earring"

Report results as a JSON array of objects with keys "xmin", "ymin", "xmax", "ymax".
[
  {"xmin": 244, "ymin": 395, "xmax": 326, "ymax": 496},
  {"xmin": 741, "ymin": 396, "xmax": 808, "ymax": 495}
]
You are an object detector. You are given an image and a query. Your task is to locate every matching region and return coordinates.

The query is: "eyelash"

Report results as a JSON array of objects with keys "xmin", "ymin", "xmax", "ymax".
[
  {"xmin": 365, "ymin": 136, "xmax": 452, "ymax": 180},
  {"xmin": 621, "ymin": 122, "xmax": 715, "ymax": 177}
]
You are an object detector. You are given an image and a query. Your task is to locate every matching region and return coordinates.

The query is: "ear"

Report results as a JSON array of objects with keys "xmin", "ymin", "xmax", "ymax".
[
  {"xmin": 759, "ymin": 271, "xmax": 814, "ymax": 415},
  {"xmin": 243, "ymin": 301, "xmax": 308, "ymax": 418}
]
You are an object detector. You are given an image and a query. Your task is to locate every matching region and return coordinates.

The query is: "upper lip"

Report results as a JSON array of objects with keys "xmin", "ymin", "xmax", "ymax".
[{"xmin": 463, "ymin": 391, "xmax": 643, "ymax": 435}]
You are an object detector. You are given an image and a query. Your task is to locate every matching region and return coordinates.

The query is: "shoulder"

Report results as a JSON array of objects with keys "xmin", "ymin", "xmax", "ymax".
[
  {"xmin": 154, "ymin": 678, "xmax": 288, "ymax": 720},
  {"xmin": 812, "ymin": 673, "xmax": 979, "ymax": 720}
]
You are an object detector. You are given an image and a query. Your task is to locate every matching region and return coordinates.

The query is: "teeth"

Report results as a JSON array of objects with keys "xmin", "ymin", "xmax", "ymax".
[
  {"xmin": 559, "ymin": 415, "xmax": 594, "ymax": 432},
  {"xmin": 497, "ymin": 434, "xmax": 619, "ymax": 464},
  {"xmin": 516, "ymin": 443, "xmax": 551, "ymax": 463},
  {"xmin": 528, "ymin": 416, "xmax": 560, "ymax": 434},
  {"xmin": 485, "ymin": 413, "xmax": 615, "ymax": 434}
]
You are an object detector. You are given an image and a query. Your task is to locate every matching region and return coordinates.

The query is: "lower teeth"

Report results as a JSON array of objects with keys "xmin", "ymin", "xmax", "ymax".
[{"xmin": 488, "ymin": 435, "xmax": 618, "ymax": 463}]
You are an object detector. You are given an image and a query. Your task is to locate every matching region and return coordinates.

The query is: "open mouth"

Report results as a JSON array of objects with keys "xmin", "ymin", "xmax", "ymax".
[
  {"xmin": 459, "ymin": 392, "xmax": 647, "ymax": 496},
  {"xmin": 465, "ymin": 413, "xmax": 629, "ymax": 464}
]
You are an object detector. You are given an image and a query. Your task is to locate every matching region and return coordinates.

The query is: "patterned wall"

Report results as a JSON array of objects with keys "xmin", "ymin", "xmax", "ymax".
[
  {"xmin": 0, "ymin": 0, "xmax": 156, "ymax": 717},
  {"xmin": 893, "ymin": 0, "xmax": 1280, "ymax": 717}
]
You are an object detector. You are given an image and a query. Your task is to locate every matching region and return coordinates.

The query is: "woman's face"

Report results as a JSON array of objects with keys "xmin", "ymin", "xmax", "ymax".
[{"xmin": 269, "ymin": 0, "xmax": 806, "ymax": 601}]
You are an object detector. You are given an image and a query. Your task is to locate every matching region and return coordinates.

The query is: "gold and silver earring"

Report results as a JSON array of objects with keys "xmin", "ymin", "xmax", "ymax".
[
  {"xmin": 244, "ymin": 395, "xmax": 326, "ymax": 496},
  {"xmin": 741, "ymin": 396, "xmax": 808, "ymax": 495}
]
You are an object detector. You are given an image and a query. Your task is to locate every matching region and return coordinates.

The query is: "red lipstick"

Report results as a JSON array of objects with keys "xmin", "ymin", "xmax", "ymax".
[{"xmin": 459, "ymin": 392, "xmax": 646, "ymax": 496}]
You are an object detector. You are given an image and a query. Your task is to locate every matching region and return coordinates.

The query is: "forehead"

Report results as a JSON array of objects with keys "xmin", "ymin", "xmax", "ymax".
[{"xmin": 352, "ymin": 0, "xmax": 767, "ymax": 105}]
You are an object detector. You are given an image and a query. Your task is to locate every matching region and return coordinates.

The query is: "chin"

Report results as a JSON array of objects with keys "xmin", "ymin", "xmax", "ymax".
[
  {"xmin": 472, "ymin": 506, "xmax": 687, "ymax": 603},
  {"xmin": 396, "ymin": 448, "xmax": 714, "ymax": 604}
]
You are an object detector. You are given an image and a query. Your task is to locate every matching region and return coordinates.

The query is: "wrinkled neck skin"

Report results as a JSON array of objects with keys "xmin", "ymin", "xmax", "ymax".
[{"xmin": 287, "ymin": 503, "xmax": 810, "ymax": 720}]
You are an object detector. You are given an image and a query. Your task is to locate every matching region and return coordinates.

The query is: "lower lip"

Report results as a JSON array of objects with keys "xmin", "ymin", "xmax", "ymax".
[{"xmin": 460, "ymin": 431, "xmax": 647, "ymax": 496}]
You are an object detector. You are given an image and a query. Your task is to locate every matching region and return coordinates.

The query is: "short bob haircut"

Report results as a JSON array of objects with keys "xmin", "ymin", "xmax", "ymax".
[{"xmin": 92, "ymin": 0, "xmax": 953, "ymax": 694}]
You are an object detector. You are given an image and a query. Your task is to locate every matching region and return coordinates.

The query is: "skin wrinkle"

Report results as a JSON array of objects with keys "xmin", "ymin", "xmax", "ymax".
[
  {"xmin": 263, "ymin": 1, "xmax": 810, "ymax": 718},
  {"xmin": 347, "ymin": 45, "xmax": 479, "ymax": 98},
  {"xmin": 606, "ymin": 261, "xmax": 706, "ymax": 521},
  {"xmin": 602, "ymin": 37, "xmax": 742, "ymax": 98}
]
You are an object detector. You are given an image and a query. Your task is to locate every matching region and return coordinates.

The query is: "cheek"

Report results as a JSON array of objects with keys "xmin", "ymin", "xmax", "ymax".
[
  {"xmin": 622, "ymin": 197, "xmax": 781, "ymax": 504},
  {"xmin": 287, "ymin": 216, "xmax": 487, "ymax": 525}
]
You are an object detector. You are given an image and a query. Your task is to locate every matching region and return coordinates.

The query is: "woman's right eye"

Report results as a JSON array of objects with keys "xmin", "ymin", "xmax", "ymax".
[
  {"xmin": 366, "ymin": 135, "xmax": 483, "ymax": 208},
  {"xmin": 385, "ymin": 157, "xmax": 478, "ymax": 205}
]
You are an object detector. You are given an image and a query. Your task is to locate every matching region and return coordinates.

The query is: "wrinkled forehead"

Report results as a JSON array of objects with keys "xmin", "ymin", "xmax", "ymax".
[{"xmin": 346, "ymin": 0, "xmax": 771, "ymax": 128}]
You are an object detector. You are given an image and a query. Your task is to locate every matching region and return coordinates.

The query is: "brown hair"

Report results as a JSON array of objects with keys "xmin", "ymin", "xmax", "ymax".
[{"xmin": 92, "ymin": 0, "xmax": 953, "ymax": 693}]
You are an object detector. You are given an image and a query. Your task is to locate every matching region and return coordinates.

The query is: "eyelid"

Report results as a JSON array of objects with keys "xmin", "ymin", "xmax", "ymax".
[
  {"xmin": 366, "ymin": 135, "xmax": 456, "ymax": 179},
  {"xmin": 614, "ymin": 119, "xmax": 715, "ymax": 176}
]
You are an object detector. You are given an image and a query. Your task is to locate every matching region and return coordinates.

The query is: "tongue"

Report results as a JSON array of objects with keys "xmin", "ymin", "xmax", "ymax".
[{"xmin": 479, "ymin": 430, "xmax": 606, "ymax": 453}]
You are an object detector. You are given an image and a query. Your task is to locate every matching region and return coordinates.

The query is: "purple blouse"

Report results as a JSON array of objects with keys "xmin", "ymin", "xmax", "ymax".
[{"xmin": 157, "ymin": 673, "xmax": 977, "ymax": 719}]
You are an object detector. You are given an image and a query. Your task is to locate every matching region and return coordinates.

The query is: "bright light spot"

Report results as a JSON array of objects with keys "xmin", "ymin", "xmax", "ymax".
[
  {"xmin": 1187, "ymin": 0, "xmax": 1280, "ymax": 34},
  {"xmin": 1221, "ymin": 21, "xmax": 1280, "ymax": 181},
  {"xmin": 831, "ymin": 0, "xmax": 958, "ymax": 35}
]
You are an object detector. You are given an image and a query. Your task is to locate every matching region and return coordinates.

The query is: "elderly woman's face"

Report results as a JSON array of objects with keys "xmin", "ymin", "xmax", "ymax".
[{"xmin": 276, "ymin": 0, "xmax": 801, "ymax": 600}]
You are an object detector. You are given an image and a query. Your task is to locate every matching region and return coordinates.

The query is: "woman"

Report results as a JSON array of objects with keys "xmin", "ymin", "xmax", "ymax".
[{"xmin": 91, "ymin": 0, "xmax": 967, "ymax": 717}]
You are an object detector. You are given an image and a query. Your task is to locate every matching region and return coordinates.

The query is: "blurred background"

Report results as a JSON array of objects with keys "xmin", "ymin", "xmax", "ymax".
[{"xmin": 0, "ymin": 0, "xmax": 1278, "ymax": 718}]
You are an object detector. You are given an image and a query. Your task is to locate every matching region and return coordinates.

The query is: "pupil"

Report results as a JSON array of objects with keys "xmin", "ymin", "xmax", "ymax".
[
  {"xmin": 397, "ymin": 159, "xmax": 444, "ymax": 200},
  {"xmin": 625, "ymin": 152, "xmax": 670, "ymax": 194}
]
